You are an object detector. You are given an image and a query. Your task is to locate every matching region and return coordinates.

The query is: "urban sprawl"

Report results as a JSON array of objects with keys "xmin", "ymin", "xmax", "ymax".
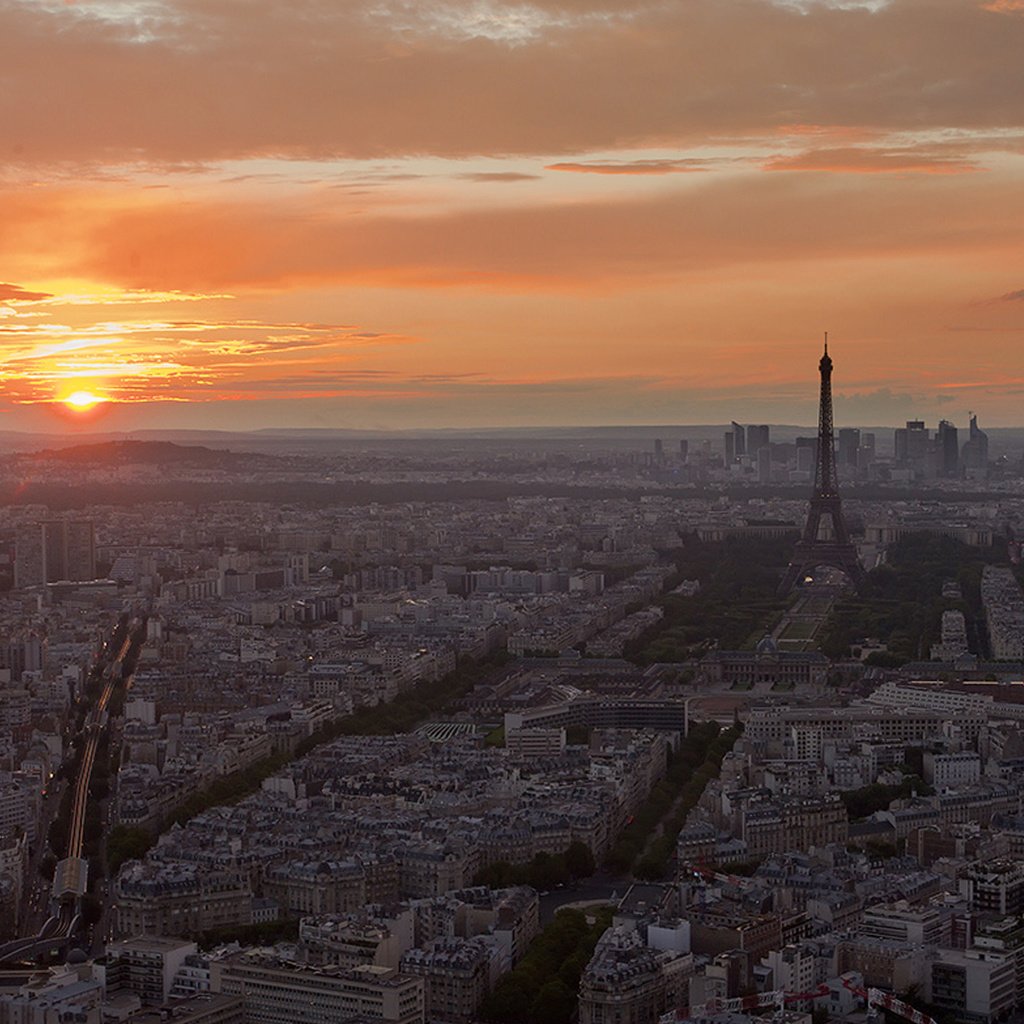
[{"xmin": 1, "ymin": 413, "xmax": 1024, "ymax": 1024}]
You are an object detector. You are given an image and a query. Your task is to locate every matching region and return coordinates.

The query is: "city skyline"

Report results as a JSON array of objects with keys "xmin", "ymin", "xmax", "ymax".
[{"xmin": 2, "ymin": 0, "xmax": 1023, "ymax": 432}]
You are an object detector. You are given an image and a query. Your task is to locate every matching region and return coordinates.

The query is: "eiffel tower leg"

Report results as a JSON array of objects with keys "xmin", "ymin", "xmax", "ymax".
[
  {"xmin": 836, "ymin": 553, "xmax": 868, "ymax": 592},
  {"xmin": 778, "ymin": 542, "xmax": 867, "ymax": 597},
  {"xmin": 778, "ymin": 562, "xmax": 803, "ymax": 597}
]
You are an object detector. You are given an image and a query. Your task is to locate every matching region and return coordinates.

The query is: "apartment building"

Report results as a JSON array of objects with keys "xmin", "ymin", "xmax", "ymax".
[{"xmin": 211, "ymin": 954, "xmax": 425, "ymax": 1024}]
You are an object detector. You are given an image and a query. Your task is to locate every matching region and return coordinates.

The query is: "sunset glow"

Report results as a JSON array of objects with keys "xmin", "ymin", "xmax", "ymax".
[
  {"xmin": 0, "ymin": 0, "xmax": 1022, "ymax": 430},
  {"xmin": 63, "ymin": 391, "xmax": 106, "ymax": 411}
]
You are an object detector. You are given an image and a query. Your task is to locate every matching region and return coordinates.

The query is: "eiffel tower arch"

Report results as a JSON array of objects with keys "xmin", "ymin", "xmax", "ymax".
[{"xmin": 778, "ymin": 339, "xmax": 867, "ymax": 595}]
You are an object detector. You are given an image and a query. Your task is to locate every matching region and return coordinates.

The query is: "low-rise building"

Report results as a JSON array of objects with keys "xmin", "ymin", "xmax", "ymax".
[
  {"xmin": 101, "ymin": 936, "xmax": 198, "ymax": 1005},
  {"xmin": 579, "ymin": 927, "xmax": 692, "ymax": 1024},
  {"xmin": 399, "ymin": 937, "xmax": 497, "ymax": 1022},
  {"xmin": 115, "ymin": 863, "xmax": 253, "ymax": 938},
  {"xmin": 929, "ymin": 949, "xmax": 1015, "ymax": 1024},
  {"xmin": 211, "ymin": 952, "xmax": 425, "ymax": 1024}
]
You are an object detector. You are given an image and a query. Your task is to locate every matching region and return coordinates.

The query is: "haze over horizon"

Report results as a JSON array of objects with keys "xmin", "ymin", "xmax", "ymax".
[{"xmin": 2, "ymin": 0, "xmax": 1023, "ymax": 432}]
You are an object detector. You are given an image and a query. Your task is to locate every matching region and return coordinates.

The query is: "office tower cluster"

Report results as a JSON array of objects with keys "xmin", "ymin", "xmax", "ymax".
[
  {"xmin": 14, "ymin": 518, "xmax": 96, "ymax": 589},
  {"xmin": 723, "ymin": 423, "xmax": 773, "ymax": 483},
  {"xmin": 708, "ymin": 412, "xmax": 991, "ymax": 487},
  {"xmin": 893, "ymin": 414, "xmax": 989, "ymax": 481},
  {"xmin": 724, "ymin": 422, "xmax": 771, "ymax": 463}
]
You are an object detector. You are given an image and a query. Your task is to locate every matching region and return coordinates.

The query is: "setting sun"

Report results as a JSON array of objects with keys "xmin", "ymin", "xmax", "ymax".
[{"xmin": 63, "ymin": 391, "xmax": 105, "ymax": 411}]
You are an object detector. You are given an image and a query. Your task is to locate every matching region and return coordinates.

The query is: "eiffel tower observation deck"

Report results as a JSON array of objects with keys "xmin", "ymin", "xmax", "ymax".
[{"xmin": 778, "ymin": 338, "xmax": 867, "ymax": 595}]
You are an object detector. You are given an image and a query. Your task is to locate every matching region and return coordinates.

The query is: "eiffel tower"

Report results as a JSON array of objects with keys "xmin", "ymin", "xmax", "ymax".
[{"xmin": 778, "ymin": 337, "xmax": 867, "ymax": 595}]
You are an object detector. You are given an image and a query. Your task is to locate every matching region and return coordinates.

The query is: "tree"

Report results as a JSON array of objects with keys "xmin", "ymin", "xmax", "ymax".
[
  {"xmin": 80, "ymin": 893, "xmax": 102, "ymax": 926},
  {"xmin": 565, "ymin": 840, "xmax": 595, "ymax": 879},
  {"xmin": 480, "ymin": 905, "xmax": 614, "ymax": 1024},
  {"xmin": 39, "ymin": 852, "xmax": 56, "ymax": 880},
  {"xmin": 634, "ymin": 854, "xmax": 668, "ymax": 881},
  {"xmin": 531, "ymin": 980, "xmax": 577, "ymax": 1024},
  {"xmin": 106, "ymin": 825, "xmax": 154, "ymax": 873},
  {"xmin": 482, "ymin": 975, "xmax": 533, "ymax": 1023}
]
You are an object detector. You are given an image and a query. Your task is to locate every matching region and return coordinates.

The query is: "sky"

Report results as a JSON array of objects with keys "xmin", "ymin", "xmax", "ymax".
[{"xmin": 2, "ymin": 0, "xmax": 1023, "ymax": 433}]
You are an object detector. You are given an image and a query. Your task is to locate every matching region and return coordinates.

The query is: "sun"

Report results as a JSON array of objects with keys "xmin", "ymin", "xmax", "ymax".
[{"xmin": 63, "ymin": 391, "xmax": 106, "ymax": 411}]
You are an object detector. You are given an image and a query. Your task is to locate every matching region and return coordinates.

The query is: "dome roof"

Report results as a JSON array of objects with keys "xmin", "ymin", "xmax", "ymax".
[{"xmin": 755, "ymin": 635, "xmax": 779, "ymax": 655}]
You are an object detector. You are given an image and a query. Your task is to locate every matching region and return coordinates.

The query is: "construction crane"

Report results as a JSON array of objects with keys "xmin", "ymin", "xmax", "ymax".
[
  {"xmin": 660, "ymin": 977, "xmax": 938, "ymax": 1024},
  {"xmin": 861, "ymin": 986, "xmax": 939, "ymax": 1024}
]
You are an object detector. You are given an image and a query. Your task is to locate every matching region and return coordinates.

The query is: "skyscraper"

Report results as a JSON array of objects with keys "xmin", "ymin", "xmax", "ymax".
[
  {"xmin": 961, "ymin": 414, "xmax": 989, "ymax": 472},
  {"xmin": 731, "ymin": 421, "xmax": 746, "ymax": 457},
  {"xmin": 14, "ymin": 519, "xmax": 96, "ymax": 587},
  {"xmin": 42, "ymin": 520, "xmax": 67, "ymax": 583},
  {"xmin": 895, "ymin": 420, "xmax": 928, "ymax": 466},
  {"xmin": 724, "ymin": 431, "xmax": 735, "ymax": 464},
  {"xmin": 858, "ymin": 432, "xmax": 876, "ymax": 474},
  {"xmin": 747, "ymin": 425, "xmax": 770, "ymax": 453},
  {"xmin": 65, "ymin": 521, "xmax": 97, "ymax": 581},
  {"xmin": 837, "ymin": 428, "xmax": 860, "ymax": 468},
  {"xmin": 14, "ymin": 527, "xmax": 44, "ymax": 589},
  {"xmin": 937, "ymin": 420, "xmax": 959, "ymax": 478}
]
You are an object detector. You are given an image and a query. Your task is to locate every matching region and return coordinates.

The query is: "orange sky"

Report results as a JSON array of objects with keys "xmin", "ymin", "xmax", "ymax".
[{"xmin": 2, "ymin": 0, "xmax": 1023, "ymax": 430}]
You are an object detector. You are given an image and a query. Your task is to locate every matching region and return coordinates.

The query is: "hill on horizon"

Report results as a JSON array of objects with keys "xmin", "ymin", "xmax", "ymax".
[{"xmin": 18, "ymin": 439, "xmax": 273, "ymax": 467}]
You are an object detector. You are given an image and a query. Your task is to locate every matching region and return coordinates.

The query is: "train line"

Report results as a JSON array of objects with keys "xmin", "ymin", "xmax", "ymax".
[{"xmin": 0, "ymin": 618, "xmax": 142, "ymax": 962}]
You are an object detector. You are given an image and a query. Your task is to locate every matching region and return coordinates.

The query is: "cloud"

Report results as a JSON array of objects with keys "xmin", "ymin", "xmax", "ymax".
[
  {"xmin": 457, "ymin": 172, "xmax": 540, "ymax": 182},
  {"xmin": 0, "ymin": 0, "xmax": 1020, "ymax": 431},
  {"xmin": 997, "ymin": 288, "xmax": 1024, "ymax": 301},
  {"xmin": 764, "ymin": 147, "xmax": 980, "ymax": 175},
  {"xmin": 935, "ymin": 377, "xmax": 1024, "ymax": 389},
  {"xmin": 546, "ymin": 159, "xmax": 711, "ymax": 175},
  {"xmin": 0, "ymin": 296, "xmax": 424, "ymax": 407},
  {"xmin": 1, "ymin": 0, "xmax": 1024, "ymax": 164},
  {"xmin": 0, "ymin": 283, "xmax": 53, "ymax": 302},
  {"xmin": 982, "ymin": 0, "xmax": 1024, "ymax": 13},
  {"xmin": 31, "ymin": 290, "xmax": 234, "ymax": 307},
  {"xmin": 22, "ymin": 170, "xmax": 1014, "ymax": 294},
  {"xmin": 830, "ymin": 387, "xmax": 960, "ymax": 422}
]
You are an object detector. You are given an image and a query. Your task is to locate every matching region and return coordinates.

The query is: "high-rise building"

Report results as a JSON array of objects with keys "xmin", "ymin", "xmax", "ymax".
[
  {"xmin": 731, "ymin": 421, "xmax": 746, "ymax": 457},
  {"xmin": 16, "ymin": 519, "xmax": 95, "ymax": 587},
  {"xmin": 13, "ymin": 526, "xmax": 44, "ymax": 589},
  {"xmin": 41, "ymin": 520, "xmax": 67, "ymax": 583},
  {"xmin": 937, "ymin": 420, "xmax": 959, "ymax": 478},
  {"xmin": 724, "ymin": 431, "xmax": 735, "ymax": 465},
  {"xmin": 895, "ymin": 420, "xmax": 929, "ymax": 465},
  {"xmin": 48, "ymin": 520, "xmax": 95, "ymax": 583},
  {"xmin": 678, "ymin": 439, "xmax": 689, "ymax": 461},
  {"xmin": 795, "ymin": 438, "xmax": 816, "ymax": 474},
  {"xmin": 653, "ymin": 438, "xmax": 664, "ymax": 464},
  {"xmin": 837, "ymin": 428, "xmax": 860, "ymax": 467},
  {"xmin": 65, "ymin": 520, "xmax": 96, "ymax": 581},
  {"xmin": 857, "ymin": 432, "xmax": 876, "ymax": 474},
  {"xmin": 747, "ymin": 425, "xmax": 770, "ymax": 453},
  {"xmin": 757, "ymin": 445, "xmax": 772, "ymax": 485},
  {"xmin": 962, "ymin": 414, "xmax": 989, "ymax": 472}
]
